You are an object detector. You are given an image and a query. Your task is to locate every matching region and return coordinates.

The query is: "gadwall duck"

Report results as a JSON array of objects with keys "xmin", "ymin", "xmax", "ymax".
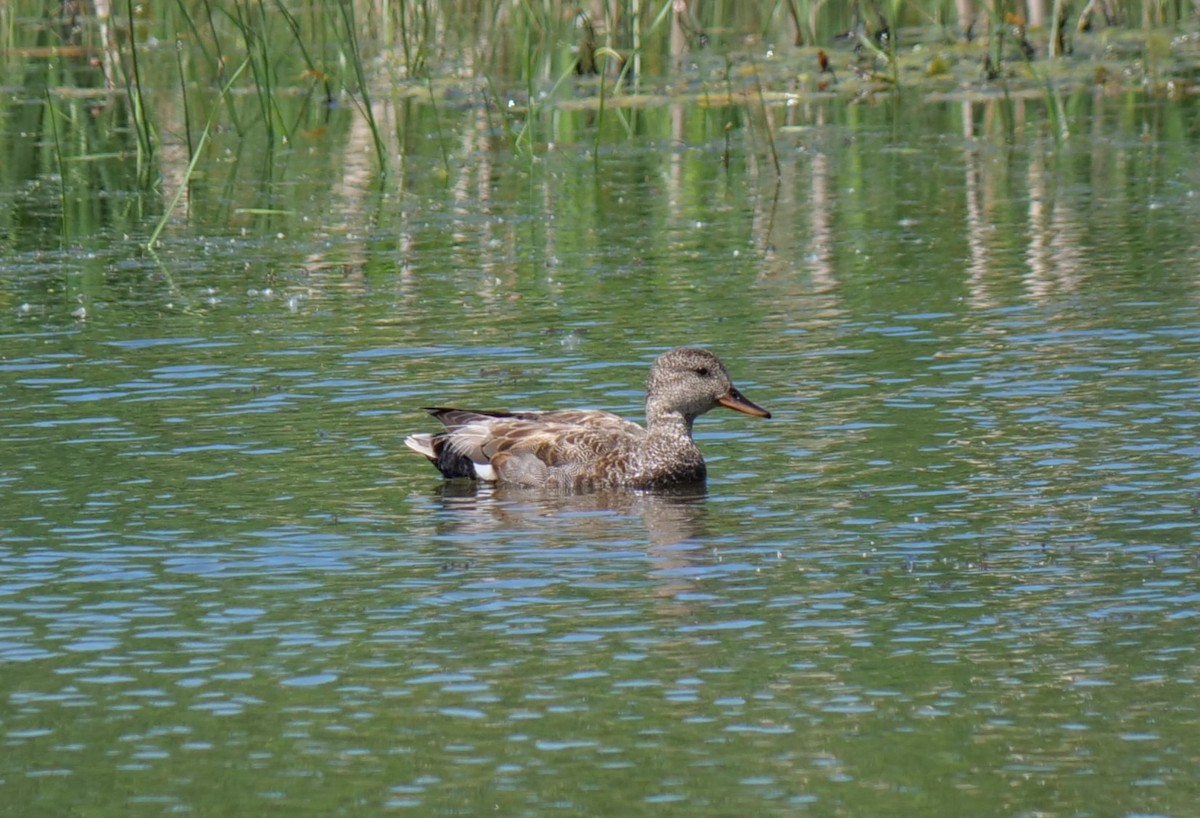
[{"xmin": 405, "ymin": 347, "xmax": 770, "ymax": 490}]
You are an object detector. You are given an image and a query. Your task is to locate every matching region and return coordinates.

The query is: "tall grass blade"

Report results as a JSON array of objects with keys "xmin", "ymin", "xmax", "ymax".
[
  {"xmin": 273, "ymin": 0, "xmax": 335, "ymax": 142},
  {"xmin": 336, "ymin": 0, "xmax": 389, "ymax": 177},
  {"xmin": 124, "ymin": 0, "xmax": 154, "ymax": 170},
  {"xmin": 146, "ymin": 56, "xmax": 251, "ymax": 251},
  {"xmin": 175, "ymin": 39, "xmax": 196, "ymax": 164},
  {"xmin": 750, "ymin": 58, "xmax": 782, "ymax": 178},
  {"xmin": 426, "ymin": 76, "xmax": 451, "ymax": 179},
  {"xmin": 229, "ymin": 1, "xmax": 274, "ymax": 146},
  {"xmin": 190, "ymin": 0, "xmax": 245, "ymax": 134},
  {"xmin": 44, "ymin": 89, "xmax": 69, "ymax": 246}
]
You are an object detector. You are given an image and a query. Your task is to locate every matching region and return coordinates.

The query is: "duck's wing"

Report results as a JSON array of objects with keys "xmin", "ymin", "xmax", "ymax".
[
  {"xmin": 412, "ymin": 409, "xmax": 645, "ymax": 485},
  {"xmin": 481, "ymin": 420, "xmax": 644, "ymax": 487},
  {"xmin": 523, "ymin": 409, "xmax": 644, "ymax": 436},
  {"xmin": 426, "ymin": 407, "xmax": 642, "ymax": 435}
]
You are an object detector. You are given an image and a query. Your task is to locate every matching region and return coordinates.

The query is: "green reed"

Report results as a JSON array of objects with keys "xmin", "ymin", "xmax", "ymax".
[
  {"xmin": 0, "ymin": 0, "xmax": 1196, "ymax": 245},
  {"xmin": 748, "ymin": 55, "xmax": 782, "ymax": 178},
  {"xmin": 147, "ymin": 55, "xmax": 251, "ymax": 251},
  {"xmin": 184, "ymin": 0, "xmax": 245, "ymax": 133},
  {"xmin": 336, "ymin": 0, "xmax": 389, "ymax": 176},
  {"xmin": 43, "ymin": 88, "xmax": 69, "ymax": 245},
  {"xmin": 124, "ymin": 0, "xmax": 154, "ymax": 171},
  {"xmin": 394, "ymin": 0, "xmax": 432, "ymax": 78},
  {"xmin": 175, "ymin": 38, "xmax": 196, "ymax": 163},
  {"xmin": 233, "ymin": 1, "xmax": 276, "ymax": 145}
]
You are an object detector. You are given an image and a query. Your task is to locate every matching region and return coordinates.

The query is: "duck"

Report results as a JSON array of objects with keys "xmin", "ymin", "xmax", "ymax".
[{"xmin": 405, "ymin": 347, "xmax": 770, "ymax": 490}]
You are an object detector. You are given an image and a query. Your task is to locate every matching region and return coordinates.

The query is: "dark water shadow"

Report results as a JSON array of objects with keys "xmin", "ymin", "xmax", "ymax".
[{"xmin": 429, "ymin": 480, "xmax": 711, "ymax": 551}]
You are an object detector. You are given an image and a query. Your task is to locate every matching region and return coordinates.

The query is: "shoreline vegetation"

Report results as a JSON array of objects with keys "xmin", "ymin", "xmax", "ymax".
[{"xmin": 1, "ymin": 1, "xmax": 1198, "ymax": 245}]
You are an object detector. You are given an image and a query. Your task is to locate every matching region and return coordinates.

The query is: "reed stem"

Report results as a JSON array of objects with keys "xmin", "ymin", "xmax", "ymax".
[
  {"xmin": 124, "ymin": 0, "xmax": 154, "ymax": 171},
  {"xmin": 336, "ymin": 0, "xmax": 389, "ymax": 177},
  {"xmin": 146, "ymin": 56, "xmax": 251, "ymax": 251},
  {"xmin": 44, "ymin": 89, "xmax": 69, "ymax": 246}
]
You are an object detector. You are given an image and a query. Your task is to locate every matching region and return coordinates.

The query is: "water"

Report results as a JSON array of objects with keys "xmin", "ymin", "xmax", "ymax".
[{"xmin": 4, "ymin": 91, "xmax": 1200, "ymax": 815}]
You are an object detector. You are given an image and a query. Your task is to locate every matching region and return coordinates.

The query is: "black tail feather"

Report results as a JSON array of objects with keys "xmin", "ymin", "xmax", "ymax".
[{"xmin": 427, "ymin": 434, "xmax": 480, "ymax": 479}]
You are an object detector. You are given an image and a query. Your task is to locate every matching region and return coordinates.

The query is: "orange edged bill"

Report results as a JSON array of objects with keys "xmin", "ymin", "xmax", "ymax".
[{"xmin": 717, "ymin": 387, "xmax": 771, "ymax": 418}]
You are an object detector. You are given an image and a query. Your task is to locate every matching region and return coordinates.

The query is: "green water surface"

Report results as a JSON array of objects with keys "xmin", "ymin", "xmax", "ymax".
[{"xmin": 3, "ymin": 10, "xmax": 1200, "ymax": 817}]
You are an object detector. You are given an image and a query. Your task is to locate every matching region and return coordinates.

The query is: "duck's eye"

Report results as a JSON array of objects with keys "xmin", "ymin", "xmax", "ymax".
[{"xmin": 694, "ymin": 367, "xmax": 710, "ymax": 377}]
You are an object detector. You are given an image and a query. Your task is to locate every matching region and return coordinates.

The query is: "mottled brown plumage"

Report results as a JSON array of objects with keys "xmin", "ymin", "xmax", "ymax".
[{"xmin": 405, "ymin": 347, "xmax": 770, "ymax": 490}]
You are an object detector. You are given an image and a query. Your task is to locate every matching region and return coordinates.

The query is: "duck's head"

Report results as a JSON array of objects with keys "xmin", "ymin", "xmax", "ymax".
[{"xmin": 646, "ymin": 347, "xmax": 771, "ymax": 423}]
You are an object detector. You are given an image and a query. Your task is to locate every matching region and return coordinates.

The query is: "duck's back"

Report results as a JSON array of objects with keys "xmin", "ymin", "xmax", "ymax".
[{"xmin": 408, "ymin": 408, "xmax": 650, "ymax": 488}]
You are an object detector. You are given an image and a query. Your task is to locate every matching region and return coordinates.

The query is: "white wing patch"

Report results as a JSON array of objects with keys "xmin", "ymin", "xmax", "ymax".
[{"xmin": 404, "ymin": 434, "xmax": 435, "ymax": 458}]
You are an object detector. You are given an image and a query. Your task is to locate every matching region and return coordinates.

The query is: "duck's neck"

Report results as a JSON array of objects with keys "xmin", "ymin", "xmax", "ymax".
[
  {"xmin": 639, "ymin": 405, "xmax": 705, "ymax": 485},
  {"xmin": 646, "ymin": 403, "xmax": 696, "ymax": 440}
]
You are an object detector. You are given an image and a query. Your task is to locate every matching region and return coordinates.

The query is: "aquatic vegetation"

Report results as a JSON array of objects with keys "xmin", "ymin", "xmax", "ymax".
[{"xmin": 0, "ymin": 0, "xmax": 1197, "ymax": 245}]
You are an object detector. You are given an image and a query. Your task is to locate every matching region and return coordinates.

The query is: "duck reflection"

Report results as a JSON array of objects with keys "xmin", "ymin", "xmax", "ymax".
[{"xmin": 429, "ymin": 480, "xmax": 709, "ymax": 551}]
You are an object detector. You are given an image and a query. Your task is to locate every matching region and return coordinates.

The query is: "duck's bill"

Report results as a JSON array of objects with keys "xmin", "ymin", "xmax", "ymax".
[{"xmin": 718, "ymin": 387, "xmax": 771, "ymax": 419}]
